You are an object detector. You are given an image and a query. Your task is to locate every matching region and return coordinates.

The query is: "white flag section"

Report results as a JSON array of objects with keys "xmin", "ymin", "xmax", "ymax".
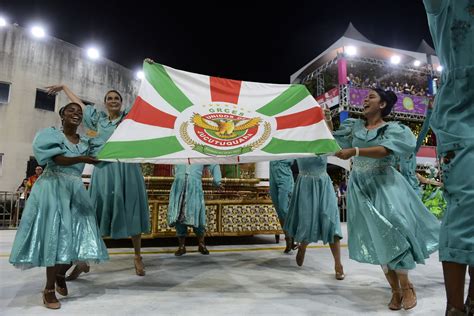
[{"xmin": 98, "ymin": 62, "xmax": 340, "ymax": 164}]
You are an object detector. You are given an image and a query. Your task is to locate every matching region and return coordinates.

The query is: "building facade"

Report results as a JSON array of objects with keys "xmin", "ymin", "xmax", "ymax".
[{"xmin": 0, "ymin": 25, "xmax": 139, "ymax": 191}]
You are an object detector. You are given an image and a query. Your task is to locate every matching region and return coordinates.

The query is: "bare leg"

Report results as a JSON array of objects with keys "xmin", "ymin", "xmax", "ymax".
[
  {"xmin": 296, "ymin": 242, "xmax": 308, "ymax": 266},
  {"xmin": 329, "ymin": 237, "xmax": 344, "ymax": 280},
  {"xmin": 397, "ymin": 272, "xmax": 417, "ymax": 310},
  {"xmin": 384, "ymin": 269, "xmax": 402, "ymax": 310},
  {"xmin": 131, "ymin": 234, "xmax": 142, "ymax": 257},
  {"xmin": 443, "ymin": 261, "xmax": 467, "ymax": 311},
  {"xmin": 43, "ymin": 266, "xmax": 60, "ymax": 309},
  {"xmin": 55, "ymin": 264, "xmax": 71, "ymax": 296},
  {"xmin": 280, "ymin": 218, "xmax": 296, "ymax": 254},
  {"xmin": 132, "ymin": 234, "xmax": 145, "ymax": 276},
  {"xmin": 45, "ymin": 266, "xmax": 57, "ymax": 290}
]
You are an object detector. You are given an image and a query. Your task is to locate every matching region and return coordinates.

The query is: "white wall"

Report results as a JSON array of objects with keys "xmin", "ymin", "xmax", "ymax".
[{"xmin": 0, "ymin": 25, "xmax": 139, "ymax": 191}]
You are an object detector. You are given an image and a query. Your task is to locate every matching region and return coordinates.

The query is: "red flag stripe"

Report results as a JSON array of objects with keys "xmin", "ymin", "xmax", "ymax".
[
  {"xmin": 125, "ymin": 96, "xmax": 177, "ymax": 128},
  {"xmin": 210, "ymin": 77, "xmax": 242, "ymax": 104},
  {"xmin": 275, "ymin": 107, "xmax": 324, "ymax": 130}
]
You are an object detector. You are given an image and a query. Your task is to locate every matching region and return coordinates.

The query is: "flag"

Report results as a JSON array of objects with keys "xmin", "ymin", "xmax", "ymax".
[{"xmin": 98, "ymin": 62, "xmax": 340, "ymax": 164}]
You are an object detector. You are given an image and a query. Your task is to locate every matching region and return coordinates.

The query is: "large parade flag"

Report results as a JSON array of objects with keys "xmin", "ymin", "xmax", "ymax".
[{"xmin": 98, "ymin": 62, "xmax": 340, "ymax": 164}]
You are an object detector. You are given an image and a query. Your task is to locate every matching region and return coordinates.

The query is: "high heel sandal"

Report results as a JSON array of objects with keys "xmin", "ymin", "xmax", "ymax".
[
  {"xmin": 134, "ymin": 256, "xmax": 145, "ymax": 276},
  {"xmin": 55, "ymin": 274, "xmax": 68, "ymax": 296},
  {"xmin": 388, "ymin": 289, "xmax": 402, "ymax": 310},
  {"xmin": 335, "ymin": 265, "xmax": 345, "ymax": 280},
  {"xmin": 43, "ymin": 288, "xmax": 61, "ymax": 309},
  {"xmin": 65, "ymin": 262, "xmax": 90, "ymax": 281},
  {"xmin": 401, "ymin": 284, "xmax": 417, "ymax": 310}
]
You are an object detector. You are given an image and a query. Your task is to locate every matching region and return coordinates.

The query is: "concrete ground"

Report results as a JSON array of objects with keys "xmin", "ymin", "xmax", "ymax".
[{"xmin": 0, "ymin": 224, "xmax": 464, "ymax": 315}]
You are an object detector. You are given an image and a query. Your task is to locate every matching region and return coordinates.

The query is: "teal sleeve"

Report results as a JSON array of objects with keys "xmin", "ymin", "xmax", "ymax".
[
  {"xmin": 380, "ymin": 123, "xmax": 416, "ymax": 157},
  {"xmin": 32, "ymin": 128, "xmax": 66, "ymax": 165},
  {"xmin": 208, "ymin": 164, "xmax": 222, "ymax": 186},
  {"xmin": 333, "ymin": 118, "xmax": 358, "ymax": 149},
  {"xmin": 83, "ymin": 105, "xmax": 101, "ymax": 131},
  {"xmin": 415, "ymin": 108, "xmax": 433, "ymax": 153}
]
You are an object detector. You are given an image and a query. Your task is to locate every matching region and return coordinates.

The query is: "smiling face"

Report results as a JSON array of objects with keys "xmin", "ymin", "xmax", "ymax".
[
  {"xmin": 61, "ymin": 103, "xmax": 83, "ymax": 127},
  {"xmin": 104, "ymin": 91, "xmax": 122, "ymax": 114},
  {"xmin": 363, "ymin": 90, "xmax": 386, "ymax": 117}
]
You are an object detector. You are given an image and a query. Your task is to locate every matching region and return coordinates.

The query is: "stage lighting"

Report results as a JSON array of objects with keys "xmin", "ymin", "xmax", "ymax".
[
  {"xmin": 87, "ymin": 47, "xmax": 100, "ymax": 60},
  {"xmin": 31, "ymin": 26, "xmax": 46, "ymax": 38},
  {"xmin": 136, "ymin": 71, "xmax": 145, "ymax": 80},
  {"xmin": 413, "ymin": 60, "xmax": 421, "ymax": 67},
  {"xmin": 390, "ymin": 55, "xmax": 401, "ymax": 64},
  {"xmin": 346, "ymin": 46, "xmax": 357, "ymax": 56},
  {"xmin": 0, "ymin": 17, "xmax": 7, "ymax": 27}
]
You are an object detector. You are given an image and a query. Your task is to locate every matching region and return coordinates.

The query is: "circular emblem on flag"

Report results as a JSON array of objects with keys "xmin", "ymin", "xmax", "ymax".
[{"xmin": 176, "ymin": 103, "xmax": 272, "ymax": 156}]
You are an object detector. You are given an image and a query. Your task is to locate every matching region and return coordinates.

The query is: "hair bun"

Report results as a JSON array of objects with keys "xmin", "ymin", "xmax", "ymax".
[{"xmin": 384, "ymin": 90, "xmax": 398, "ymax": 107}]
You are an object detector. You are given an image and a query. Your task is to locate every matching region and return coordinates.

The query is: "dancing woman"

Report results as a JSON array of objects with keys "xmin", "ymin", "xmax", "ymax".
[
  {"xmin": 47, "ymin": 84, "xmax": 150, "ymax": 277},
  {"xmin": 333, "ymin": 88, "xmax": 440, "ymax": 310},
  {"xmin": 9, "ymin": 103, "xmax": 109, "ymax": 309}
]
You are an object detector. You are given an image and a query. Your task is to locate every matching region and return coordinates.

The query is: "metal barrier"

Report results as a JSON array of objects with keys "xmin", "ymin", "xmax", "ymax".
[{"xmin": 0, "ymin": 191, "xmax": 20, "ymax": 229}]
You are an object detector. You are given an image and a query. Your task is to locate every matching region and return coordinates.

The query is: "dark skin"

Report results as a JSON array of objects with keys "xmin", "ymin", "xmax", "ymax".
[{"xmin": 44, "ymin": 104, "xmax": 99, "ymax": 305}]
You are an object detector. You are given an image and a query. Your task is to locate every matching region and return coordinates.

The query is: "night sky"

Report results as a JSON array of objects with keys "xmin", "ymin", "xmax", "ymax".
[{"xmin": 3, "ymin": 1, "xmax": 434, "ymax": 83}]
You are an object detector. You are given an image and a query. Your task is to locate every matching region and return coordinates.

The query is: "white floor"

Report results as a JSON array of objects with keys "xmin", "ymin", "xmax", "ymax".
[{"xmin": 0, "ymin": 224, "xmax": 459, "ymax": 315}]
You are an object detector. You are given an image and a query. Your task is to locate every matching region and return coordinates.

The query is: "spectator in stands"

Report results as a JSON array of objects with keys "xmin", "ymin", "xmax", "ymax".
[{"xmin": 25, "ymin": 166, "xmax": 43, "ymax": 197}]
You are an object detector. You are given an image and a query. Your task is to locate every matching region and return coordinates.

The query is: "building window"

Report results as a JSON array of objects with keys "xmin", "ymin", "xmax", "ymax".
[
  {"xmin": 34, "ymin": 89, "xmax": 56, "ymax": 111},
  {"xmin": 0, "ymin": 82, "xmax": 11, "ymax": 104}
]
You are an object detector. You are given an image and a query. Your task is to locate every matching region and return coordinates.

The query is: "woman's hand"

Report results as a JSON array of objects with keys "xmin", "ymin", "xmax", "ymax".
[
  {"xmin": 335, "ymin": 148, "xmax": 356, "ymax": 160},
  {"xmin": 81, "ymin": 156, "xmax": 101, "ymax": 165},
  {"xmin": 46, "ymin": 84, "xmax": 65, "ymax": 95}
]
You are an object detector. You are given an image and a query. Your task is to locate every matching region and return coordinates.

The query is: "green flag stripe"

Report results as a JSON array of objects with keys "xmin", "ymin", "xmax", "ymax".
[
  {"xmin": 256, "ymin": 85, "xmax": 311, "ymax": 116},
  {"xmin": 98, "ymin": 136, "xmax": 184, "ymax": 159},
  {"xmin": 144, "ymin": 62, "xmax": 194, "ymax": 113},
  {"xmin": 261, "ymin": 138, "xmax": 340, "ymax": 154}
]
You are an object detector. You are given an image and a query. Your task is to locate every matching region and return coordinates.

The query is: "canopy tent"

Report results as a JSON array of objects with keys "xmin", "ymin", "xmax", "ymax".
[{"xmin": 291, "ymin": 23, "xmax": 440, "ymax": 84}]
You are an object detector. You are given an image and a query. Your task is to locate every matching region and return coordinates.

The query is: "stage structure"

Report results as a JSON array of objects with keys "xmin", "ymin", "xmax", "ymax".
[{"xmin": 291, "ymin": 23, "xmax": 440, "ymax": 168}]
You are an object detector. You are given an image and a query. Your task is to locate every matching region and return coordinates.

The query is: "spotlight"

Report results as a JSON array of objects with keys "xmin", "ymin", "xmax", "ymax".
[
  {"xmin": 0, "ymin": 17, "xmax": 7, "ymax": 27},
  {"xmin": 345, "ymin": 46, "xmax": 357, "ymax": 56},
  {"xmin": 31, "ymin": 25, "xmax": 46, "ymax": 38},
  {"xmin": 136, "ymin": 71, "xmax": 145, "ymax": 80},
  {"xmin": 437, "ymin": 65, "xmax": 443, "ymax": 72},
  {"xmin": 87, "ymin": 47, "xmax": 100, "ymax": 60},
  {"xmin": 390, "ymin": 55, "xmax": 401, "ymax": 64},
  {"xmin": 413, "ymin": 60, "xmax": 421, "ymax": 67}
]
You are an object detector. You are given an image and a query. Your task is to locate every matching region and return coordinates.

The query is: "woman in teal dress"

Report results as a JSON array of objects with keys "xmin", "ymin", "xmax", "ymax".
[
  {"xmin": 334, "ymin": 89, "xmax": 440, "ymax": 311},
  {"xmin": 9, "ymin": 103, "xmax": 109, "ymax": 309},
  {"xmin": 284, "ymin": 156, "xmax": 345, "ymax": 280},
  {"xmin": 423, "ymin": 1, "xmax": 474, "ymax": 314},
  {"xmin": 47, "ymin": 85, "xmax": 150, "ymax": 277},
  {"xmin": 269, "ymin": 159, "xmax": 297, "ymax": 253},
  {"xmin": 168, "ymin": 164, "xmax": 223, "ymax": 256}
]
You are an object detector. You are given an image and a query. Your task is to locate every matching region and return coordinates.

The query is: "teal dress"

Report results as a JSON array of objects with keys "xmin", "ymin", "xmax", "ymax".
[
  {"xmin": 284, "ymin": 156, "xmax": 342, "ymax": 244},
  {"xmin": 334, "ymin": 119, "xmax": 440, "ymax": 270},
  {"xmin": 9, "ymin": 128, "xmax": 109, "ymax": 268},
  {"xmin": 397, "ymin": 153, "xmax": 422, "ymax": 197},
  {"xmin": 423, "ymin": 0, "xmax": 474, "ymax": 265},
  {"xmin": 269, "ymin": 159, "xmax": 295, "ymax": 221},
  {"xmin": 84, "ymin": 105, "xmax": 150, "ymax": 239},
  {"xmin": 396, "ymin": 109, "xmax": 434, "ymax": 198},
  {"xmin": 167, "ymin": 165, "xmax": 222, "ymax": 236}
]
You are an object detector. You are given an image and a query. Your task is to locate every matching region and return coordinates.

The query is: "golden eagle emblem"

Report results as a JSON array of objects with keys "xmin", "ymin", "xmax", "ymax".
[{"xmin": 192, "ymin": 114, "xmax": 261, "ymax": 138}]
